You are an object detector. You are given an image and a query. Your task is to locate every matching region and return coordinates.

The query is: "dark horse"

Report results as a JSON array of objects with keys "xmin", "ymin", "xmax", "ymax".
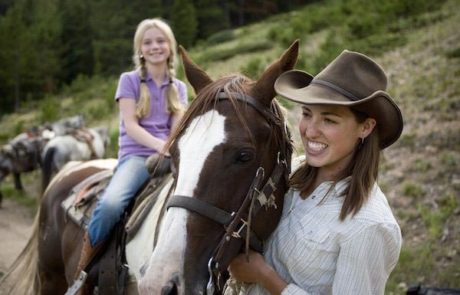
[
  {"xmin": 2, "ymin": 41, "xmax": 298, "ymax": 295},
  {"xmin": 0, "ymin": 132, "xmax": 44, "ymax": 206}
]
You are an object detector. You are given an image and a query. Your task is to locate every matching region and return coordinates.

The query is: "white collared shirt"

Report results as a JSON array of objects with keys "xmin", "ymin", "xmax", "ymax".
[{"xmin": 239, "ymin": 179, "xmax": 402, "ymax": 295}]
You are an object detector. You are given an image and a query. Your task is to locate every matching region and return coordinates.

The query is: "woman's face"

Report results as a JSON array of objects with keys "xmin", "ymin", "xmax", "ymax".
[
  {"xmin": 140, "ymin": 27, "xmax": 171, "ymax": 66},
  {"xmin": 299, "ymin": 104, "xmax": 374, "ymax": 180}
]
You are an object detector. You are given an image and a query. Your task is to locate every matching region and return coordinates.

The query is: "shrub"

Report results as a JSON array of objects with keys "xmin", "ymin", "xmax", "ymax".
[
  {"xmin": 206, "ymin": 30, "xmax": 235, "ymax": 45},
  {"xmin": 240, "ymin": 57, "xmax": 264, "ymax": 79},
  {"xmin": 40, "ymin": 96, "xmax": 60, "ymax": 123},
  {"xmin": 402, "ymin": 181, "xmax": 425, "ymax": 198},
  {"xmin": 197, "ymin": 40, "xmax": 272, "ymax": 64}
]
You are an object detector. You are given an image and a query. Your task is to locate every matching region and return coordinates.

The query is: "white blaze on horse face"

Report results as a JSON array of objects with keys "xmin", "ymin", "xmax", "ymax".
[
  {"xmin": 139, "ymin": 110, "xmax": 226, "ymax": 293},
  {"xmin": 176, "ymin": 110, "xmax": 226, "ymax": 196}
]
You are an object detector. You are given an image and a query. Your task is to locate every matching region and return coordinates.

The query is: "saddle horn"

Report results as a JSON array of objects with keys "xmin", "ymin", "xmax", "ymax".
[
  {"xmin": 250, "ymin": 40, "xmax": 299, "ymax": 106},
  {"xmin": 179, "ymin": 45, "xmax": 213, "ymax": 95}
]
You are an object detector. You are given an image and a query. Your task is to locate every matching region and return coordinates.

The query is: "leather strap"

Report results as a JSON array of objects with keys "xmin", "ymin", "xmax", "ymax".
[
  {"xmin": 167, "ymin": 195, "xmax": 234, "ymax": 226},
  {"xmin": 216, "ymin": 91, "xmax": 279, "ymax": 124}
]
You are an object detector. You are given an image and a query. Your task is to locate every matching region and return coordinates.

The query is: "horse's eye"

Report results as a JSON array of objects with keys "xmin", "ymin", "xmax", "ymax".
[{"xmin": 235, "ymin": 150, "xmax": 254, "ymax": 164}]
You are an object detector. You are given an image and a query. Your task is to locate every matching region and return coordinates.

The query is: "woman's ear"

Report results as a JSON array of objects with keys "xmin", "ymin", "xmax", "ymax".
[{"xmin": 361, "ymin": 118, "xmax": 377, "ymax": 139}]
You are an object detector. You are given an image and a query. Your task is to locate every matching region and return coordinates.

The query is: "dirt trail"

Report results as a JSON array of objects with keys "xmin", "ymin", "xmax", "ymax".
[{"xmin": 0, "ymin": 198, "xmax": 34, "ymax": 293}]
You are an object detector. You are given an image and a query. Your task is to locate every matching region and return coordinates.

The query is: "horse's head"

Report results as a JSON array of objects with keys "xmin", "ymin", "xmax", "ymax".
[{"xmin": 138, "ymin": 41, "xmax": 299, "ymax": 295}]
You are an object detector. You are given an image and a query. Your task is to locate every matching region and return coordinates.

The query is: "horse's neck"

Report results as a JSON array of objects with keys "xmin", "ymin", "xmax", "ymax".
[{"xmin": 125, "ymin": 176, "xmax": 175, "ymax": 281}]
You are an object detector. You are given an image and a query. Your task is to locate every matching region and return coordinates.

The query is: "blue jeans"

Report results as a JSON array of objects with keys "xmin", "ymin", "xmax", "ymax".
[{"xmin": 88, "ymin": 155, "xmax": 149, "ymax": 246}]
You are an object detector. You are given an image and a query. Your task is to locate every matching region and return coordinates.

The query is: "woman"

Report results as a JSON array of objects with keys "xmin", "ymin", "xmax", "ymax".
[
  {"xmin": 74, "ymin": 18, "xmax": 187, "ymax": 280},
  {"xmin": 226, "ymin": 50, "xmax": 403, "ymax": 294}
]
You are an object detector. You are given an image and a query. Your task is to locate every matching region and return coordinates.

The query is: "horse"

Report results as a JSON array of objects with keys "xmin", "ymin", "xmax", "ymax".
[
  {"xmin": 0, "ymin": 131, "xmax": 45, "ymax": 206},
  {"xmin": 41, "ymin": 126, "xmax": 111, "ymax": 192},
  {"xmin": 1, "ymin": 40, "xmax": 298, "ymax": 295},
  {"xmin": 0, "ymin": 115, "xmax": 85, "ymax": 202},
  {"xmin": 42, "ymin": 115, "xmax": 86, "ymax": 138}
]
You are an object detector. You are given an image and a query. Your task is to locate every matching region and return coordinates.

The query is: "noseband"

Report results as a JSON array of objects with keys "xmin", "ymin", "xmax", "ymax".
[{"xmin": 166, "ymin": 91, "xmax": 290, "ymax": 294}]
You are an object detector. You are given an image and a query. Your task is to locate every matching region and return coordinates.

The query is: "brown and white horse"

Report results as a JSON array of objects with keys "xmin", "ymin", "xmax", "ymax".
[{"xmin": 1, "ymin": 41, "xmax": 298, "ymax": 295}]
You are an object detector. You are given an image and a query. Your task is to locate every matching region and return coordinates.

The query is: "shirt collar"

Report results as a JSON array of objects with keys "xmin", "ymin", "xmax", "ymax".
[
  {"xmin": 141, "ymin": 71, "xmax": 171, "ymax": 86},
  {"xmin": 314, "ymin": 176, "xmax": 351, "ymax": 200}
]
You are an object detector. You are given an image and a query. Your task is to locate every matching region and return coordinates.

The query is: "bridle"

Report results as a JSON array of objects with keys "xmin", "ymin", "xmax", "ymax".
[{"xmin": 166, "ymin": 90, "xmax": 291, "ymax": 294}]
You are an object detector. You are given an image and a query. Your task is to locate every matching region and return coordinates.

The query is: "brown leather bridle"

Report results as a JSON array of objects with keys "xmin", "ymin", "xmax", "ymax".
[{"xmin": 166, "ymin": 90, "xmax": 291, "ymax": 294}]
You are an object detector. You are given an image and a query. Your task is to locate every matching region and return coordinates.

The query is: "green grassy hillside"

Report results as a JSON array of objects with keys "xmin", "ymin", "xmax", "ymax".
[{"xmin": 1, "ymin": 0, "xmax": 459, "ymax": 293}]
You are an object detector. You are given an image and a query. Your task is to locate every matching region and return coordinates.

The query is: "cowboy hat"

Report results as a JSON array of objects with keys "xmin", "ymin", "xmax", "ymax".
[{"xmin": 274, "ymin": 50, "xmax": 403, "ymax": 149}]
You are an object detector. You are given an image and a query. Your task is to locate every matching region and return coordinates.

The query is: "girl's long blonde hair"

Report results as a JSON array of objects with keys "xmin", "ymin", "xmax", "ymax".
[{"xmin": 132, "ymin": 18, "xmax": 184, "ymax": 118}]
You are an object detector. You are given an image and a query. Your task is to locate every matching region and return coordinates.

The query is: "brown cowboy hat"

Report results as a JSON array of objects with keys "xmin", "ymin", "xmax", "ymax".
[{"xmin": 274, "ymin": 50, "xmax": 403, "ymax": 149}]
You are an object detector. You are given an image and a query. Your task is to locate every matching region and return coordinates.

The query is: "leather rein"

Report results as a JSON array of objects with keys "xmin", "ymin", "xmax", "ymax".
[{"xmin": 166, "ymin": 91, "xmax": 290, "ymax": 294}]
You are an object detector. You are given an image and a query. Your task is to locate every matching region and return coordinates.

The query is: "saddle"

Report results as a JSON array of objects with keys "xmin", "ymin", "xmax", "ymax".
[
  {"xmin": 62, "ymin": 155, "xmax": 172, "ymax": 294},
  {"xmin": 70, "ymin": 128, "xmax": 98, "ymax": 159}
]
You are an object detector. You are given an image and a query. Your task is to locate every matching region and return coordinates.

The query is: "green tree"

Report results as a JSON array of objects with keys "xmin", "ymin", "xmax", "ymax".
[
  {"xmin": 193, "ymin": 0, "xmax": 229, "ymax": 39},
  {"xmin": 31, "ymin": 0, "xmax": 61, "ymax": 93},
  {"xmin": 171, "ymin": 0, "xmax": 198, "ymax": 47},
  {"xmin": 90, "ymin": 0, "xmax": 163, "ymax": 75},
  {"xmin": 0, "ymin": 5, "xmax": 28, "ymax": 112},
  {"xmin": 0, "ymin": 0, "xmax": 60, "ymax": 113},
  {"xmin": 59, "ymin": 0, "xmax": 94, "ymax": 83}
]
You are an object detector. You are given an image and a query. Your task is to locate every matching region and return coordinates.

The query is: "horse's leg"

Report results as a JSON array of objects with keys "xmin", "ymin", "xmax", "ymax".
[{"xmin": 13, "ymin": 172, "xmax": 23, "ymax": 191}]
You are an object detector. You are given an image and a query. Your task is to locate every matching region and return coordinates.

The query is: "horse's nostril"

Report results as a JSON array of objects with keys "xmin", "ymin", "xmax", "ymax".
[{"xmin": 161, "ymin": 280, "xmax": 178, "ymax": 295}]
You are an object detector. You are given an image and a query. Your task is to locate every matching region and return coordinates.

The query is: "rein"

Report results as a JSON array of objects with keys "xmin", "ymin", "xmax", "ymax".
[{"xmin": 166, "ymin": 91, "xmax": 290, "ymax": 294}]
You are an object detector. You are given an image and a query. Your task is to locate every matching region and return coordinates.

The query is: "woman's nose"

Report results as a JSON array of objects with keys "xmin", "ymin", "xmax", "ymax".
[{"xmin": 303, "ymin": 120, "xmax": 321, "ymax": 138}]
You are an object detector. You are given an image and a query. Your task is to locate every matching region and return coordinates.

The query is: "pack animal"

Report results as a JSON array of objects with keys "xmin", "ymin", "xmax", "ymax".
[
  {"xmin": 0, "ymin": 132, "xmax": 44, "ymax": 205},
  {"xmin": 41, "ymin": 126, "xmax": 110, "ymax": 191}
]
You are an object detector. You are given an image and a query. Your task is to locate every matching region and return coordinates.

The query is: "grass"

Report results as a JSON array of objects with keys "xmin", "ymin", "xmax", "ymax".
[{"xmin": 0, "ymin": 171, "xmax": 41, "ymax": 210}]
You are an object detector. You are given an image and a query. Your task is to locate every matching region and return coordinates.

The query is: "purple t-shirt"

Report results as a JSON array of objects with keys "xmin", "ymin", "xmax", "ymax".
[{"xmin": 115, "ymin": 70, "xmax": 188, "ymax": 161}]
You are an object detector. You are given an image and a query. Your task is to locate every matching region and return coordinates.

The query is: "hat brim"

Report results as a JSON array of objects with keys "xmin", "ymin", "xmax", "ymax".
[{"xmin": 275, "ymin": 70, "xmax": 403, "ymax": 149}]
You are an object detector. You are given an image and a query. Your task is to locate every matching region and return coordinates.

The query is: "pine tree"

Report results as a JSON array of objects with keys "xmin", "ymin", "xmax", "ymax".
[{"xmin": 171, "ymin": 0, "xmax": 198, "ymax": 48}]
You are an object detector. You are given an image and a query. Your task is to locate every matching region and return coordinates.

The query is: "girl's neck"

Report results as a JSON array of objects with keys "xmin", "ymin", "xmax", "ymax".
[{"xmin": 145, "ymin": 63, "xmax": 168, "ymax": 86}]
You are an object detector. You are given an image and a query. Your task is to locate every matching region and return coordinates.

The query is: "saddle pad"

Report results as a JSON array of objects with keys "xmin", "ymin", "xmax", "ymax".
[
  {"xmin": 125, "ymin": 174, "xmax": 174, "ymax": 243},
  {"xmin": 61, "ymin": 169, "xmax": 114, "ymax": 227}
]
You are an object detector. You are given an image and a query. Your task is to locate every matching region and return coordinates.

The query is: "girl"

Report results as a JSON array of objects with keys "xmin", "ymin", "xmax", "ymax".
[{"xmin": 74, "ymin": 18, "xmax": 187, "ymax": 284}]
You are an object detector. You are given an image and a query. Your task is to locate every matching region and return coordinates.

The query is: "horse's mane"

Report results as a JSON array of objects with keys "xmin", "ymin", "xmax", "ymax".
[{"xmin": 166, "ymin": 74, "xmax": 293, "ymax": 165}]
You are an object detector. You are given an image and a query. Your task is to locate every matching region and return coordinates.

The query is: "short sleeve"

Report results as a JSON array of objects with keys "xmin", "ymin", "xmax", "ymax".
[{"xmin": 115, "ymin": 72, "xmax": 139, "ymax": 101}]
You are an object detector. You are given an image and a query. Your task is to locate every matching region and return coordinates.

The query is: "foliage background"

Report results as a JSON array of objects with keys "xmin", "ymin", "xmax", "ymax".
[
  {"xmin": 0, "ymin": 0, "xmax": 309, "ymax": 114},
  {"xmin": 0, "ymin": 0, "xmax": 459, "ymax": 293}
]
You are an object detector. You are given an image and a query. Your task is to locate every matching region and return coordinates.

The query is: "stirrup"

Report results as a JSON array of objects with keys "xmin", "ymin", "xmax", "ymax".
[{"xmin": 64, "ymin": 271, "xmax": 88, "ymax": 295}]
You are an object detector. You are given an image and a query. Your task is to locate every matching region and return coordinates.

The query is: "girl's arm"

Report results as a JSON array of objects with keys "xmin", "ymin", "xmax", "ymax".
[{"xmin": 119, "ymin": 98, "xmax": 167, "ymax": 154}]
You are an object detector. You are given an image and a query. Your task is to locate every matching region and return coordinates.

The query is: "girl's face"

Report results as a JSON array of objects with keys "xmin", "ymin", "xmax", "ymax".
[
  {"xmin": 299, "ymin": 104, "xmax": 375, "ymax": 180},
  {"xmin": 140, "ymin": 27, "xmax": 171, "ymax": 66}
]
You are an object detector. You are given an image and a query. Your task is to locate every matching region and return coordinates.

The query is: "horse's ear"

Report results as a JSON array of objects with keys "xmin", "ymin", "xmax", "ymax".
[
  {"xmin": 179, "ymin": 45, "xmax": 213, "ymax": 95},
  {"xmin": 250, "ymin": 40, "xmax": 299, "ymax": 105}
]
